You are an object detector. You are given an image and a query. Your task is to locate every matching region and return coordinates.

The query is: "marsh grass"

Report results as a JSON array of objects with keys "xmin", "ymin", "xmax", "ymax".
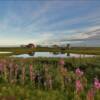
[{"xmin": 0, "ymin": 57, "xmax": 99, "ymax": 99}]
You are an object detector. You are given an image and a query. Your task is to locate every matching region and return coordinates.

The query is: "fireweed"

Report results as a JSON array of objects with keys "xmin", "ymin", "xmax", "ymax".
[
  {"xmin": 14, "ymin": 64, "xmax": 18, "ymax": 81},
  {"xmin": 86, "ymin": 88, "xmax": 94, "ymax": 100},
  {"xmin": 29, "ymin": 64, "xmax": 33, "ymax": 82},
  {"xmin": 59, "ymin": 59, "xmax": 65, "ymax": 67},
  {"xmin": 0, "ymin": 58, "xmax": 99, "ymax": 99},
  {"xmin": 75, "ymin": 68, "xmax": 84, "ymax": 78},
  {"xmin": 94, "ymin": 78, "xmax": 100, "ymax": 91},
  {"xmin": 76, "ymin": 80, "xmax": 83, "ymax": 94}
]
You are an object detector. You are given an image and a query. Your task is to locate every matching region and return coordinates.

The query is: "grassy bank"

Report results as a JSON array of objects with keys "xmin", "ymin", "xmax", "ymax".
[{"xmin": 0, "ymin": 47, "xmax": 100, "ymax": 56}]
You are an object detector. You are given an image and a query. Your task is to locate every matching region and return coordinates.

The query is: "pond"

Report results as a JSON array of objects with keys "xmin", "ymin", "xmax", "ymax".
[
  {"xmin": 11, "ymin": 52, "xmax": 95, "ymax": 58},
  {"xmin": 0, "ymin": 51, "xmax": 12, "ymax": 54}
]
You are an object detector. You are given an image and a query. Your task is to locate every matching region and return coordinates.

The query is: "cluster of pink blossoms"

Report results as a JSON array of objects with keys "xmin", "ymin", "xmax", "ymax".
[
  {"xmin": 76, "ymin": 80, "xmax": 83, "ymax": 94},
  {"xmin": 59, "ymin": 59, "xmax": 65, "ymax": 65},
  {"xmin": 94, "ymin": 78, "xmax": 100, "ymax": 90},
  {"xmin": 87, "ymin": 88, "xmax": 94, "ymax": 100},
  {"xmin": 75, "ymin": 68, "xmax": 84, "ymax": 94},
  {"xmin": 75, "ymin": 68, "xmax": 84, "ymax": 77}
]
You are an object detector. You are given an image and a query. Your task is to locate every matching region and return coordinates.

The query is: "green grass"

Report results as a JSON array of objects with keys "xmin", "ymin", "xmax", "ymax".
[{"xmin": 0, "ymin": 57, "xmax": 100, "ymax": 99}]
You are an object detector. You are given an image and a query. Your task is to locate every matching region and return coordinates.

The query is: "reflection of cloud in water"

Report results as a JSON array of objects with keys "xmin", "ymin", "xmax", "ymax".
[
  {"xmin": 11, "ymin": 52, "xmax": 95, "ymax": 58},
  {"xmin": 0, "ymin": 51, "xmax": 12, "ymax": 54}
]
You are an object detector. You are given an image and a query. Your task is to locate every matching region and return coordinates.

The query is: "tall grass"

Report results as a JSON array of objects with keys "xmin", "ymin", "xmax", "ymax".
[{"xmin": 0, "ymin": 57, "xmax": 99, "ymax": 99}]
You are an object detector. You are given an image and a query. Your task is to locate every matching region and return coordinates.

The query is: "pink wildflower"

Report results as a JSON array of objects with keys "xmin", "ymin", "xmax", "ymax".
[
  {"xmin": 14, "ymin": 64, "xmax": 18, "ymax": 79},
  {"xmin": 59, "ymin": 59, "xmax": 65, "ymax": 65},
  {"xmin": 29, "ymin": 64, "xmax": 33, "ymax": 82},
  {"xmin": 9, "ymin": 63, "xmax": 13, "ymax": 82},
  {"xmin": 76, "ymin": 80, "xmax": 83, "ymax": 94},
  {"xmin": 94, "ymin": 78, "xmax": 100, "ymax": 90},
  {"xmin": 87, "ymin": 88, "xmax": 94, "ymax": 100},
  {"xmin": 75, "ymin": 68, "xmax": 83, "ymax": 77}
]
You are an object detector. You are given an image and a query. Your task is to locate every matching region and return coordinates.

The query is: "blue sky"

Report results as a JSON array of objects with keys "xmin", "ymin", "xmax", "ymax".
[{"xmin": 0, "ymin": 0, "xmax": 100, "ymax": 46}]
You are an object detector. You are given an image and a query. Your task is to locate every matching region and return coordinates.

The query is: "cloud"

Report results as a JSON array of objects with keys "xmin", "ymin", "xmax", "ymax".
[
  {"xmin": 0, "ymin": 0, "xmax": 100, "ymax": 46},
  {"xmin": 41, "ymin": 25, "xmax": 100, "ymax": 46}
]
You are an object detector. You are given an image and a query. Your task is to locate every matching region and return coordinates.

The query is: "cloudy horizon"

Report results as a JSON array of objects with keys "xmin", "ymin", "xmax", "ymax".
[{"xmin": 0, "ymin": 0, "xmax": 100, "ymax": 46}]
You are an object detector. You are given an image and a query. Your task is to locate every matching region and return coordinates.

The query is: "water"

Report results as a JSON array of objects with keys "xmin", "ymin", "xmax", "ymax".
[
  {"xmin": 11, "ymin": 52, "xmax": 95, "ymax": 58},
  {"xmin": 0, "ymin": 51, "xmax": 12, "ymax": 54}
]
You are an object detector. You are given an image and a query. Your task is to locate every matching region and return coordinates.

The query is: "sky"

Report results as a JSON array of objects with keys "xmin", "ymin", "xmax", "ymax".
[{"xmin": 0, "ymin": 0, "xmax": 100, "ymax": 46}]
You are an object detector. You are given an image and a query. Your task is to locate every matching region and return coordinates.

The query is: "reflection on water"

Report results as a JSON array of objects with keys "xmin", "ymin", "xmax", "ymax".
[
  {"xmin": 12, "ymin": 52, "xmax": 95, "ymax": 58},
  {"xmin": 52, "ymin": 52, "xmax": 59, "ymax": 55},
  {"xmin": 0, "ymin": 51, "xmax": 12, "ymax": 54},
  {"xmin": 67, "ymin": 53, "xmax": 70, "ymax": 56},
  {"xmin": 28, "ymin": 52, "xmax": 35, "ymax": 56}
]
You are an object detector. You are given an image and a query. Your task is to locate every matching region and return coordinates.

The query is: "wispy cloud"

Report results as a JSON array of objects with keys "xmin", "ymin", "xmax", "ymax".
[
  {"xmin": 0, "ymin": 0, "xmax": 100, "ymax": 46},
  {"xmin": 41, "ymin": 25, "xmax": 100, "ymax": 45}
]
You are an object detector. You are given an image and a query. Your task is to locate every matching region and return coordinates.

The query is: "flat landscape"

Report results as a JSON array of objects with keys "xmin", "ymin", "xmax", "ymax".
[
  {"xmin": 0, "ymin": 46, "xmax": 100, "ymax": 56},
  {"xmin": 0, "ymin": 0, "xmax": 100, "ymax": 100},
  {"xmin": 0, "ymin": 46, "xmax": 100, "ymax": 99}
]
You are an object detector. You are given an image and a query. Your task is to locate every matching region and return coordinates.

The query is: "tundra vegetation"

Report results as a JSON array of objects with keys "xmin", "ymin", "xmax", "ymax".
[
  {"xmin": 0, "ymin": 57, "xmax": 99, "ymax": 100},
  {"xmin": 0, "ymin": 47, "xmax": 100, "ymax": 99}
]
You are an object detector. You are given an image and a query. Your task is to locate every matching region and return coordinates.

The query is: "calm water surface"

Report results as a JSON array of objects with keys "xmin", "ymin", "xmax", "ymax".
[
  {"xmin": 0, "ymin": 51, "xmax": 12, "ymax": 54},
  {"xmin": 11, "ymin": 52, "xmax": 95, "ymax": 58}
]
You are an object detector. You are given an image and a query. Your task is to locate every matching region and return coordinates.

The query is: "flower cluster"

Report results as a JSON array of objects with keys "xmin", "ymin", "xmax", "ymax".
[
  {"xmin": 75, "ymin": 68, "xmax": 84, "ymax": 77},
  {"xmin": 76, "ymin": 80, "xmax": 83, "ymax": 94},
  {"xmin": 0, "ymin": 59, "xmax": 99, "ymax": 99},
  {"xmin": 94, "ymin": 78, "xmax": 100, "ymax": 90}
]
